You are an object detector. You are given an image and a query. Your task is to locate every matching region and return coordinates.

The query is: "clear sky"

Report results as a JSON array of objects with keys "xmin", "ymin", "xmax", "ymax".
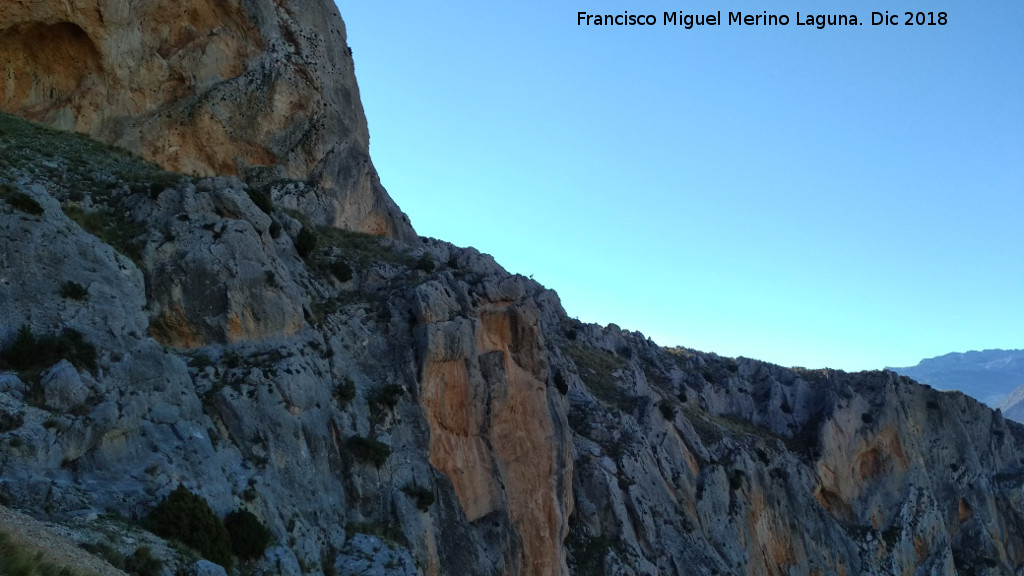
[{"xmin": 336, "ymin": 0, "xmax": 1024, "ymax": 372}]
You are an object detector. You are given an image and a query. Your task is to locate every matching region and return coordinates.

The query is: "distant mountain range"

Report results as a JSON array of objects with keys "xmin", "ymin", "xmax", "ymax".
[
  {"xmin": 1000, "ymin": 385, "xmax": 1024, "ymax": 423},
  {"xmin": 889, "ymin": 349, "xmax": 1024, "ymax": 420}
]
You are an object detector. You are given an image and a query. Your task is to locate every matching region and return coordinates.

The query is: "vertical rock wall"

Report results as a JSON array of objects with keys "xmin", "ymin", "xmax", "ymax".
[
  {"xmin": 416, "ymin": 276, "xmax": 574, "ymax": 576},
  {"xmin": 0, "ymin": 0, "xmax": 414, "ymax": 240}
]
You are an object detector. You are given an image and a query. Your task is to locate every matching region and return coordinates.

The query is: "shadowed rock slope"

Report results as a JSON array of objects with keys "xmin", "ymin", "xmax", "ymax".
[{"xmin": 2, "ymin": 111, "xmax": 1023, "ymax": 576}]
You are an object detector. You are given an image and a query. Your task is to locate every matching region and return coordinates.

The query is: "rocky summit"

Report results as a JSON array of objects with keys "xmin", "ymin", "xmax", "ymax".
[
  {"xmin": 0, "ymin": 0, "xmax": 413, "ymax": 240},
  {"xmin": 1, "ymin": 2, "xmax": 1024, "ymax": 576}
]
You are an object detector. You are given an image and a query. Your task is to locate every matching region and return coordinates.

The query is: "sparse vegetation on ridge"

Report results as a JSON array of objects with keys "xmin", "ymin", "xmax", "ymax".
[
  {"xmin": 312, "ymin": 226, "xmax": 417, "ymax": 268},
  {"xmin": 0, "ymin": 111, "xmax": 182, "ymax": 262},
  {"xmin": 61, "ymin": 205, "xmax": 145, "ymax": 263},
  {"xmin": 0, "ymin": 112, "xmax": 181, "ymax": 200},
  {"xmin": 0, "ymin": 184, "xmax": 44, "ymax": 216},
  {"xmin": 564, "ymin": 343, "xmax": 631, "ymax": 411},
  {"xmin": 0, "ymin": 529, "xmax": 82, "ymax": 576},
  {"xmin": 77, "ymin": 542, "xmax": 162, "ymax": 576}
]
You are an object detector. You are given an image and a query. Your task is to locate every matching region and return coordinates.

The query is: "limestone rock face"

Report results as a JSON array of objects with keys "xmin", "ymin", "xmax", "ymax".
[
  {"xmin": 0, "ymin": 0, "xmax": 414, "ymax": 240},
  {"xmin": 0, "ymin": 116, "xmax": 577, "ymax": 574},
  {"xmin": 3, "ymin": 11, "xmax": 1024, "ymax": 575},
  {"xmin": 556, "ymin": 333, "xmax": 1024, "ymax": 576},
  {"xmin": 139, "ymin": 176, "xmax": 309, "ymax": 348},
  {"xmin": 415, "ymin": 271, "xmax": 573, "ymax": 576}
]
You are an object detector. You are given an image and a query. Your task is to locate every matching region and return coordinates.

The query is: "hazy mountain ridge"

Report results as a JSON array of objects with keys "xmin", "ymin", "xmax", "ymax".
[
  {"xmin": 889, "ymin": 349, "xmax": 1024, "ymax": 409},
  {"xmin": 1, "ymin": 2, "xmax": 1024, "ymax": 575},
  {"xmin": 1000, "ymin": 388, "xmax": 1024, "ymax": 425}
]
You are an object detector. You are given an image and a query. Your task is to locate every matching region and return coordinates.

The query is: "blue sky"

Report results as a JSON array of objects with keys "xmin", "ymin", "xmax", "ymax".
[{"xmin": 336, "ymin": 0, "xmax": 1024, "ymax": 372}]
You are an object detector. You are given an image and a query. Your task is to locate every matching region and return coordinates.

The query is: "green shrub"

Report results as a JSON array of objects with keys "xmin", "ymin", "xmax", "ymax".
[
  {"xmin": 347, "ymin": 436, "xmax": 391, "ymax": 468},
  {"xmin": 0, "ymin": 325, "xmax": 97, "ymax": 375},
  {"xmin": 322, "ymin": 553, "xmax": 338, "ymax": 576},
  {"xmin": 566, "ymin": 532, "xmax": 622, "ymax": 576},
  {"xmin": 59, "ymin": 281, "xmax": 88, "ymax": 301},
  {"xmin": 62, "ymin": 204, "xmax": 143, "ymax": 263},
  {"xmin": 402, "ymin": 484, "xmax": 435, "ymax": 512},
  {"xmin": 657, "ymin": 400, "xmax": 676, "ymax": 420},
  {"xmin": 246, "ymin": 188, "xmax": 274, "ymax": 215},
  {"xmin": 224, "ymin": 509, "xmax": 271, "ymax": 560},
  {"xmin": 333, "ymin": 378, "xmax": 356, "ymax": 405},
  {"xmin": 553, "ymin": 371, "xmax": 568, "ymax": 395},
  {"xmin": 3, "ymin": 325, "xmax": 38, "ymax": 370},
  {"xmin": 3, "ymin": 190, "xmax": 44, "ymax": 216},
  {"xmin": 145, "ymin": 485, "xmax": 234, "ymax": 573},
  {"xmin": 0, "ymin": 411, "xmax": 23, "ymax": 433},
  {"xmin": 124, "ymin": 545, "xmax": 163, "ymax": 576},
  {"xmin": 188, "ymin": 352, "xmax": 214, "ymax": 369},
  {"xmin": 370, "ymin": 384, "xmax": 404, "ymax": 410},
  {"xmin": 344, "ymin": 522, "xmax": 406, "ymax": 546},
  {"xmin": 80, "ymin": 542, "xmax": 162, "ymax": 576},
  {"xmin": 295, "ymin": 227, "xmax": 317, "ymax": 259},
  {"xmin": 415, "ymin": 254, "xmax": 435, "ymax": 273},
  {"xmin": 330, "ymin": 260, "xmax": 353, "ymax": 282}
]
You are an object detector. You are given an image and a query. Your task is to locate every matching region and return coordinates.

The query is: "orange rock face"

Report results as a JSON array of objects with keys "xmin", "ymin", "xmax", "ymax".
[
  {"xmin": 420, "ymin": 302, "xmax": 572, "ymax": 576},
  {"xmin": 0, "ymin": 0, "xmax": 414, "ymax": 240}
]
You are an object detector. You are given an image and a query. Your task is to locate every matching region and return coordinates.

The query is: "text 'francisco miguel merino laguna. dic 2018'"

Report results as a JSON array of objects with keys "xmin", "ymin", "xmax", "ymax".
[{"xmin": 575, "ymin": 11, "xmax": 947, "ymax": 29}]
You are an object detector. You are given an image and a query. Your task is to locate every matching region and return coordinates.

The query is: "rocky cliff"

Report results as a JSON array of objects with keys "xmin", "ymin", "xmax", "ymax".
[
  {"xmin": 0, "ymin": 0, "xmax": 413, "ymax": 240},
  {"xmin": 2, "ymin": 3, "xmax": 1024, "ymax": 576}
]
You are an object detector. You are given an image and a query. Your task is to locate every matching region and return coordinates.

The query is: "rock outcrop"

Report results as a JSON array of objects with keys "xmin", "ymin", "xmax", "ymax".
[
  {"xmin": 0, "ymin": 0, "xmax": 414, "ymax": 240},
  {"xmin": 2, "ymin": 3, "xmax": 1024, "ymax": 575}
]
